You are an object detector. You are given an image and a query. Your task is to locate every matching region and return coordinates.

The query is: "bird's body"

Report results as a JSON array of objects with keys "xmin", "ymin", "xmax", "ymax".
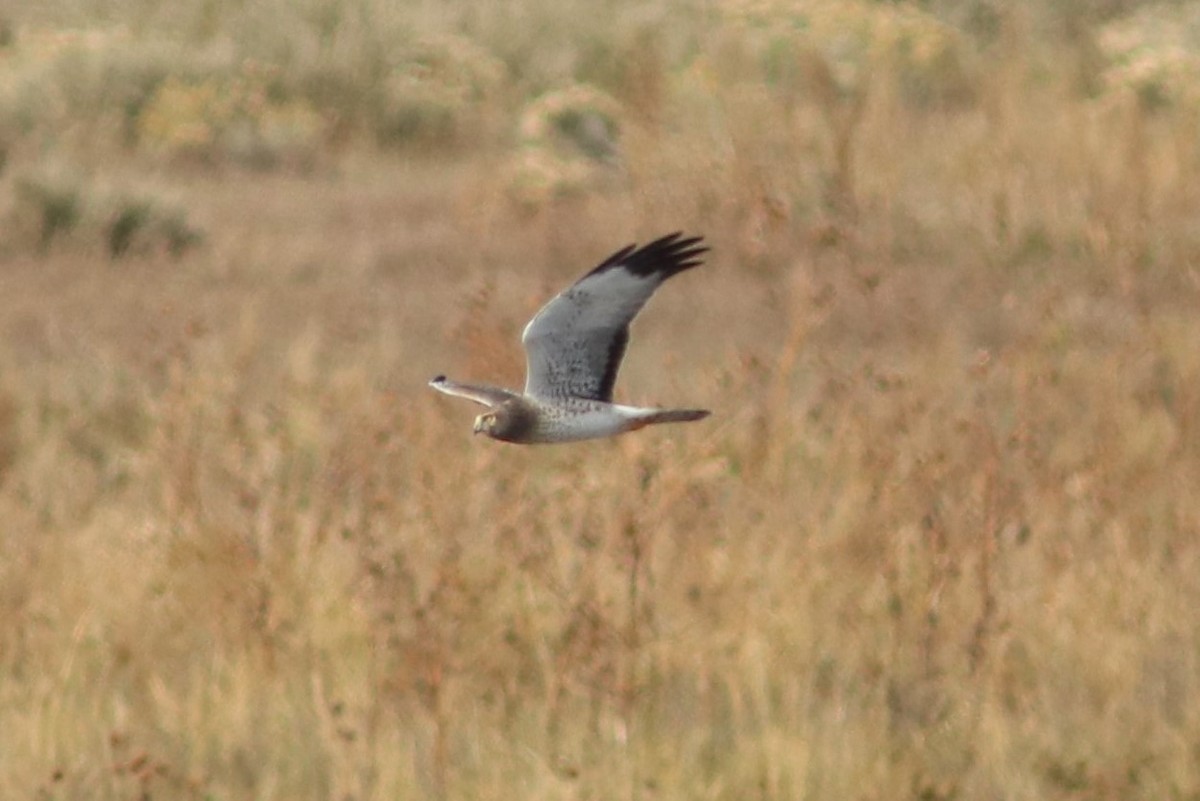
[{"xmin": 429, "ymin": 232, "xmax": 710, "ymax": 444}]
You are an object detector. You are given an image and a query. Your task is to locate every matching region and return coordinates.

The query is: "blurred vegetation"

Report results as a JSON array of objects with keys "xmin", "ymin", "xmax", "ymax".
[
  {"xmin": 9, "ymin": 163, "xmax": 202, "ymax": 255},
  {"xmin": 3, "ymin": 0, "xmax": 1198, "ymax": 231},
  {"xmin": 2, "ymin": 1, "xmax": 1200, "ymax": 800}
]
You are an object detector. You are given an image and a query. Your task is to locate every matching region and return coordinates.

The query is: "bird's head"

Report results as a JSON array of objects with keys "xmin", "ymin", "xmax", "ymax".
[
  {"xmin": 472, "ymin": 401, "xmax": 535, "ymax": 443},
  {"xmin": 473, "ymin": 411, "xmax": 497, "ymax": 436}
]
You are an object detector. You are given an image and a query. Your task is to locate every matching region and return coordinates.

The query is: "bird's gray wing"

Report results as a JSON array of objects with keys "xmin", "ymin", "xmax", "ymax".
[
  {"xmin": 428, "ymin": 375, "xmax": 520, "ymax": 408},
  {"xmin": 521, "ymin": 232, "xmax": 707, "ymax": 403}
]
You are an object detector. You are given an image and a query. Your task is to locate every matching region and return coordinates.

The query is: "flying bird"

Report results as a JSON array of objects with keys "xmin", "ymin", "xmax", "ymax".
[{"xmin": 429, "ymin": 232, "xmax": 711, "ymax": 444}]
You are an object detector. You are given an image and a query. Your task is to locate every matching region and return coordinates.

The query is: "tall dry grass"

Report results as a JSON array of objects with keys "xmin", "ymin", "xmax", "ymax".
[{"xmin": 2, "ymin": 1, "xmax": 1200, "ymax": 799}]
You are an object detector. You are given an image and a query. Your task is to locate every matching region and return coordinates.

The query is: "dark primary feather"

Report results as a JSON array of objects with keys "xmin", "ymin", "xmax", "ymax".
[{"xmin": 586, "ymin": 231, "xmax": 708, "ymax": 280}]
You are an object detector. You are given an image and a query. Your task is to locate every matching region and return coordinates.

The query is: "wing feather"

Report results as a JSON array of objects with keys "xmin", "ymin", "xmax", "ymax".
[
  {"xmin": 428, "ymin": 375, "xmax": 520, "ymax": 408},
  {"xmin": 521, "ymin": 232, "xmax": 707, "ymax": 402}
]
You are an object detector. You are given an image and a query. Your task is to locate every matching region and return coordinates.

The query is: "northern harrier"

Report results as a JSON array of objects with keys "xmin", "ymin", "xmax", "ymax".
[{"xmin": 429, "ymin": 232, "xmax": 710, "ymax": 444}]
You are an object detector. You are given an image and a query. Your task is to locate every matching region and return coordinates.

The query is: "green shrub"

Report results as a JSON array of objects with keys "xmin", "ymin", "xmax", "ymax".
[
  {"xmin": 15, "ymin": 168, "xmax": 84, "ymax": 249},
  {"xmin": 8, "ymin": 165, "xmax": 203, "ymax": 257},
  {"xmin": 369, "ymin": 34, "xmax": 505, "ymax": 148},
  {"xmin": 505, "ymin": 84, "xmax": 624, "ymax": 207},
  {"xmin": 721, "ymin": 0, "xmax": 977, "ymax": 108},
  {"xmin": 1096, "ymin": 3, "xmax": 1200, "ymax": 111},
  {"xmin": 137, "ymin": 71, "xmax": 326, "ymax": 169}
]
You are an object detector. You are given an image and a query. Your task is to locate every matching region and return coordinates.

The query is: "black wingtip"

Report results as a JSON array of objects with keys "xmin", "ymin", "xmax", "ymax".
[
  {"xmin": 430, "ymin": 374, "xmax": 446, "ymax": 384},
  {"xmin": 589, "ymin": 232, "xmax": 709, "ymax": 279}
]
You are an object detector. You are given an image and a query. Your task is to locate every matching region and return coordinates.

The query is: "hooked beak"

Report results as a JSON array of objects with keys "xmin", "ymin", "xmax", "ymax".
[{"xmin": 473, "ymin": 416, "xmax": 486, "ymax": 435}]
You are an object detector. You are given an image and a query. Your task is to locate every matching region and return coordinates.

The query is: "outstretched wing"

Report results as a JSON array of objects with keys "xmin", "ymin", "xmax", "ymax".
[
  {"xmin": 521, "ymin": 232, "xmax": 707, "ymax": 403},
  {"xmin": 428, "ymin": 375, "xmax": 520, "ymax": 408}
]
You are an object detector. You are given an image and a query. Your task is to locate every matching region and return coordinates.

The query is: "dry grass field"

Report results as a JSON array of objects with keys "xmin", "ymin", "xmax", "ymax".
[{"xmin": 3, "ymin": 1, "xmax": 1200, "ymax": 799}]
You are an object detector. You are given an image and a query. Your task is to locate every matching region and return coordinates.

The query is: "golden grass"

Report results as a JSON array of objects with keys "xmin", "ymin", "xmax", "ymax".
[{"xmin": 3, "ymin": 2, "xmax": 1200, "ymax": 799}]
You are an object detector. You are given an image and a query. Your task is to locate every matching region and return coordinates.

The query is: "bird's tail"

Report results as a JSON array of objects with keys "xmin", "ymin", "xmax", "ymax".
[{"xmin": 640, "ymin": 408, "xmax": 711, "ymax": 426}]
